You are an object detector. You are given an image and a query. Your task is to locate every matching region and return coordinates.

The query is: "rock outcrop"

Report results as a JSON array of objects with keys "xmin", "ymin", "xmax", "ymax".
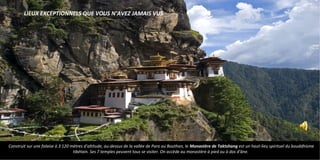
[
  {"xmin": 251, "ymin": 124, "xmax": 272, "ymax": 141},
  {"xmin": 0, "ymin": 0, "xmax": 204, "ymax": 107},
  {"xmin": 119, "ymin": 112, "xmax": 214, "ymax": 141}
]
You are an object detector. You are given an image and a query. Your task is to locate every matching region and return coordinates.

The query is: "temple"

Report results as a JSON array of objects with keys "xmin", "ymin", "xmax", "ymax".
[
  {"xmin": 74, "ymin": 53, "xmax": 226, "ymax": 125},
  {"xmin": 198, "ymin": 56, "xmax": 225, "ymax": 77},
  {"xmin": 0, "ymin": 108, "xmax": 26, "ymax": 126}
]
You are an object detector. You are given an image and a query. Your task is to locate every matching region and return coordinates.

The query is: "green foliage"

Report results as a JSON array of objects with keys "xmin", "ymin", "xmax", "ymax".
[
  {"xmin": 43, "ymin": 23, "xmax": 67, "ymax": 39},
  {"xmin": 27, "ymin": 0, "xmax": 63, "ymax": 10},
  {"xmin": 0, "ymin": 38, "xmax": 6, "ymax": 45},
  {"xmin": 188, "ymin": 30, "xmax": 203, "ymax": 41},
  {"xmin": 224, "ymin": 62, "xmax": 320, "ymax": 129},
  {"xmin": 26, "ymin": 0, "xmax": 43, "ymax": 10},
  {"xmin": 37, "ymin": 125, "xmax": 68, "ymax": 141},
  {"xmin": 45, "ymin": 125, "xmax": 67, "ymax": 136},
  {"xmin": 171, "ymin": 30, "xmax": 203, "ymax": 45},
  {"xmin": 194, "ymin": 77, "xmax": 254, "ymax": 141},
  {"xmin": 15, "ymin": 119, "xmax": 41, "ymax": 133},
  {"xmin": 25, "ymin": 75, "xmax": 71, "ymax": 125},
  {"xmin": 77, "ymin": 101, "xmax": 196, "ymax": 141},
  {"xmin": 20, "ymin": 16, "xmax": 67, "ymax": 40},
  {"xmin": 0, "ymin": 58, "xmax": 7, "ymax": 86},
  {"xmin": 44, "ymin": 0, "xmax": 64, "ymax": 10},
  {"xmin": 137, "ymin": 101, "xmax": 195, "ymax": 130},
  {"xmin": 0, "ymin": 121, "xmax": 6, "ymax": 127},
  {"xmin": 68, "ymin": 16, "xmax": 98, "ymax": 33},
  {"xmin": 252, "ymin": 112, "xmax": 320, "ymax": 141},
  {"xmin": 78, "ymin": 116, "xmax": 147, "ymax": 141}
]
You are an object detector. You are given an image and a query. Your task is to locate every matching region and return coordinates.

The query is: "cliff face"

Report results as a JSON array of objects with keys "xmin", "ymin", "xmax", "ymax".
[
  {"xmin": 118, "ymin": 117, "xmax": 214, "ymax": 141},
  {"xmin": 0, "ymin": 1, "xmax": 272, "ymax": 141},
  {"xmin": 0, "ymin": 0, "xmax": 204, "ymax": 107}
]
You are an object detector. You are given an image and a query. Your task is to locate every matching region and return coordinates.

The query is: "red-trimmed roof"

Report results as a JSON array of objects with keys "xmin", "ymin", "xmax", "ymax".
[
  {"xmin": 169, "ymin": 64, "xmax": 197, "ymax": 69},
  {"xmin": 103, "ymin": 115, "xmax": 121, "ymax": 119},
  {"xmin": 0, "ymin": 108, "xmax": 26, "ymax": 114},
  {"xmin": 102, "ymin": 78, "xmax": 135, "ymax": 82},
  {"xmin": 74, "ymin": 105, "xmax": 111, "ymax": 111},
  {"xmin": 161, "ymin": 79, "xmax": 194, "ymax": 83},
  {"xmin": 103, "ymin": 80, "xmax": 137, "ymax": 84},
  {"xmin": 105, "ymin": 112, "xmax": 121, "ymax": 115},
  {"xmin": 200, "ymin": 56, "xmax": 226, "ymax": 63}
]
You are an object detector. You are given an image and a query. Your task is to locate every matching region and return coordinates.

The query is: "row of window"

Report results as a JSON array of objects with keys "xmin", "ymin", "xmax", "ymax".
[
  {"xmin": 108, "ymin": 92, "xmax": 125, "ymax": 98},
  {"xmin": 81, "ymin": 111, "xmax": 102, "ymax": 117},
  {"xmin": 137, "ymin": 71, "xmax": 166, "ymax": 74},
  {"xmin": 0, "ymin": 113, "xmax": 23, "ymax": 117}
]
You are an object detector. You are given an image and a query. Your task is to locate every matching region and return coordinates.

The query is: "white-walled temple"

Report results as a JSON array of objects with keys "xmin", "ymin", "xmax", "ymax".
[
  {"xmin": 0, "ymin": 108, "xmax": 26, "ymax": 126},
  {"xmin": 74, "ymin": 105, "xmax": 122, "ymax": 125},
  {"xmin": 199, "ymin": 56, "xmax": 225, "ymax": 77},
  {"xmin": 75, "ymin": 53, "xmax": 226, "ymax": 124},
  {"xmin": 102, "ymin": 53, "xmax": 198, "ymax": 111}
]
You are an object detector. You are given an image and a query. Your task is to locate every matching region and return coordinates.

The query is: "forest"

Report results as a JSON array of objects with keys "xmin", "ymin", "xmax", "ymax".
[{"xmin": 224, "ymin": 62, "xmax": 319, "ymax": 129}]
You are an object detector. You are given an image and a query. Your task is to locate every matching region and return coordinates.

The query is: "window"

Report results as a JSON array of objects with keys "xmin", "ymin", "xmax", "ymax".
[
  {"xmin": 147, "ymin": 72, "xmax": 154, "ymax": 79},
  {"xmin": 108, "ymin": 93, "xmax": 111, "ymax": 97},
  {"xmin": 121, "ymin": 92, "xmax": 124, "ymax": 98},
  {"xmin": 112, "ymin": 92, "xmax": 115, "ymax": 97},
  {"xmin": 4, "ymin": 113, "xmax": 11, "ymax": 117},
  {"xmin": 169, "ymin": 73, "xmax": 177, "ymax": 79},
  {"xmin": 117, "ymin": 92, "xmax": 120, "ymax": 97},
  {"xmin": 95, "ymin": 112, "xmax": 98, "ymax": 117}
]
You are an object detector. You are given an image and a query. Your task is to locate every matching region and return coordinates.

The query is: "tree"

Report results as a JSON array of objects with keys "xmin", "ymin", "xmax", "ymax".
[
  {"xmin": 25, "ymin": 75, "xmax": 71, "ymax": 125},
  {"xmin": 26, "ymin": 0, "xmax": 43, "ymax": 10},
  {"xmin": 194, "ymin": 77, "xmax": 254, "ymax": 140},
  {"xmin": 44, "ymin": 0, "xmax": 64, "ymax": 10}
]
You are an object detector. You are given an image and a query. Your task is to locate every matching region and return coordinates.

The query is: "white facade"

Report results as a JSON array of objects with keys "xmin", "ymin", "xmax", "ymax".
[
  {"xmin": 78, "ymin": 111, "xmax": 122, "ymax": 125},
  {"xmin": 104, "ymin": 89, "xmax": 132, "ymax": 110},
  {"xmin": 177, "ymin": 87, "xmax": 193, "ymax": 99},
  {"xmin": 0, "ymin": 111, "xmax": 25, "ymax": 126},
  {"xmin": 137, "ymin": 74, "xmax": 147, "ymax": 80},
  {"xmin": 131, "ymin": 97, "xmax": 162, "ymax": 106},
  {"xmin": 79, "ymin": 111, "xmax": 106, "ymax": 125},
  {"xmin": 137, "ymin": 71, "xmax": 170, "ymax": 81},
  {"xmin": 207, "ymin": 66, "xmax": 224, "ymax": 77},
  {"xmin": 154, "ymin": 73, "xmax": 169, "ymax": 80},
  {"xmin": 161, "ymin": 83, "xmax": 193, "ymax": 99}
]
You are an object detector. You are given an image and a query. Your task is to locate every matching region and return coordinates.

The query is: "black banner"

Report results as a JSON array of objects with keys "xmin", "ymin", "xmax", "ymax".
[{"xmin": 1, "ymin": 141, "xmax": 319, "ymax": 159}]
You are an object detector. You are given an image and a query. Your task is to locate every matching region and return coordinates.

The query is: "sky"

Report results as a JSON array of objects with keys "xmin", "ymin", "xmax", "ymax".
[{"xmin": 185, "ymin": 0, "xmax": 320, "ymax": 69}]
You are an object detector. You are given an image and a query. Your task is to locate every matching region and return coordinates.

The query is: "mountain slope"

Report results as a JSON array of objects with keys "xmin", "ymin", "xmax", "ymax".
[
  {"xmin": 252, "ymin": 112, "xmax": 319, "ymax": 141},
  {"xmin": 223, "ymin": 62, "xmax": 319, "ymax": 129}
]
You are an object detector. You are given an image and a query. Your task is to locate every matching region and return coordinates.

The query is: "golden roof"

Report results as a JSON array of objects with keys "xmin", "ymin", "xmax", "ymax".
[
  {"xmin": 149, "ymin": 53, "xmax": 165, "ymax": 61},
  {"xmin": 142, "ymin": 53, "xmax": 175, "ymax": 67}
]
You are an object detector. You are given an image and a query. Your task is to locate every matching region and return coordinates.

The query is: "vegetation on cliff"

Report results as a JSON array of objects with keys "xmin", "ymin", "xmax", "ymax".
[
  {"xmin": 193, "ymin": 77, "xmax": 255, "ymax": 141},
  {"xmin": 0, "ymin": 101, "xmax": 213, "ymax": 141},
  {"xmin": 25, "ymin": 75, "xmax": 71, "ymax": 126},
  {"xmin": 77, "ymin": 101, "xmax": 201, "ymax": 141},
  {"xmin": 193, "ymin": 76, "xmax": 319, "ymax": 141}
]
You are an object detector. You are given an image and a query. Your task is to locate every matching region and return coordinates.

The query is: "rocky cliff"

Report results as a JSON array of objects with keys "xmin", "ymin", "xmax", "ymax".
[
  {"xmin": 0, "ymin": 1, "xmax": 272, "ymax": 141},
  {"xmin": 118, "ymin": 116, "xmax": 214, "ymax": 141},
  {"xmin": 0, "ymin": 0, "xmax": 204, "ymax": 107}
]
